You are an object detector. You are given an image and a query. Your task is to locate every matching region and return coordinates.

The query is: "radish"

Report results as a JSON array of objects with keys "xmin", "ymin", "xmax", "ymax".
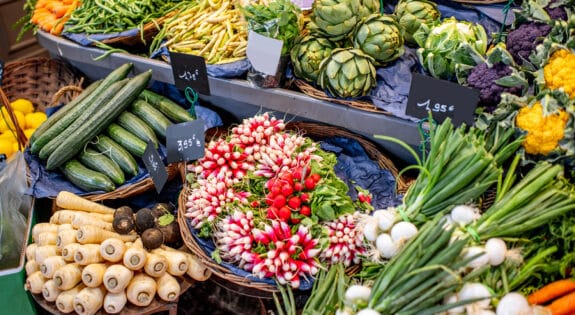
[{"xmin": 288, "ymin": 196, "xmax": 301, "ymax": 210}]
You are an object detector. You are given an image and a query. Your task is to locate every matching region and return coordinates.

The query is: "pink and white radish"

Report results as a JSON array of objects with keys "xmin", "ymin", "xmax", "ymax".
[{"xmin": 320, "ymin": 214, "xmax": 365, "ymax": 266}]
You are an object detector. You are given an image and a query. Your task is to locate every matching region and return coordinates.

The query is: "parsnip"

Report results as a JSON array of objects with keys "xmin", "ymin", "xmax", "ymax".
[
  {"xmin": 73, "ymin": 286, "xmax": 106, "ymax": 315},
  {"xmin": 74, "ymin": 244, "xmax": 104, "ymax": 265},
  {"xmin": 62, "ymin": 243, "xmax": 82, "ymax": 262},
  {"xmin": 32, "ymin": 223, "xmax": 58, "ymax": 242},
  {"xmin": 144, "ymin": 253, "xmax": 167, "ymax": 277},
  {"xmin": 76, "ymin": 225, "xmax": 137, "ymax": 244},
  {"xmin": 82, "ymin": 263, "xmax": 107, "ymax": 288},
  {"xmin": 123, "ymin": 239, "xmax": 146, "ymax": 270},
  {"xmin": 126, "ymin": 273, "xmax": 157, "ymax": 307},
  {"xmin": 153, "ymin": 247, "xmax": 189, "ymax": 276},
  {"xmin": 182, "ymin": 251, "xmax": 212, "ymax": 281},
  {"xmin": 100, "ymin": 238, "xmax": 126, "ymax": 263},
  {"xmin": 156, "ymin": 273, "xmax": 180, "ymax": 302},
  {"xmin": 37, "ymin": 231, "xmax": 58, "ymax": 246},
  {"xmin": 42, "ymin": 279, "xmax": 62, "ymax": 302},
  {"xmin": 25, "ymin": 260, "xmax": 39, "ymax": 276},
  {"xmin": 57, "ymin": 223, "xmax": 74, "ymax": 232},
  {"xmin": 103, "ymin": 291, "xmax": 127, "ymax": 314},
  {"xmin": 25, "ymin": 271, "xmax": 46, "ymax": 294},
  {"xmin": 104, "ymin": 264, "xmax": 133, "ymax": 293},
  {"xmin": 25, "ymin": 243, "xmax": 37, "ymax": 261},
  {"xmin": 40, "ymin": 256, "xmax": 66, "ymax": 278},
  {"xmin": 52, "ymin": 210, "xmax": 113, "ymax": 225},
  {"xmin": 55, "ymin": 283, "xmax": 85, "ymax": 313},
  {"xmin": 72, "ymin": 214, "xmax": 113, "ymax": 231},
  {"xmin": 34, "ymin": 245, "xmax": 58, "ymax": 265},
  {"xmin": 57, "ymin": 229, "xmax": 78, "ymax": 251},
  {"xmin": 56, "ymin": 191, "xmax": 115, "ymax": 214},
  {"xmin": 53, "ymin": 263, "xmax": 83, "ymax": 290}
]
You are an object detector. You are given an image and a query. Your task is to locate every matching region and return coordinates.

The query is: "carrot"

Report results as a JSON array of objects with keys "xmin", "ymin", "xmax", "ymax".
[
  {"xmin": 546, "ymin": 290, "xmax": 575, "ymax": 315},
  {"xmin": 529, "ymin": 279, "xmax": 575, "ymax": 305},
  {"xmin": 56, "ymin": 191, "xmax": 115, "ymax": 215}
]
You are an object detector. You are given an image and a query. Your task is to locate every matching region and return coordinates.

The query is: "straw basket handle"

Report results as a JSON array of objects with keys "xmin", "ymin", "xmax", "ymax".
[
  {"xmin": 0, "ymin": 87, "xmax": 28, "ymax": 150},
  {"xmin": 50, "ymin": 78, "xmax": 84, "ymax": 108}
]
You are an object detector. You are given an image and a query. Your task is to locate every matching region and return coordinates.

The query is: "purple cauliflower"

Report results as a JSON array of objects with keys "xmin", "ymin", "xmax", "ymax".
[
  {"xmin": 506, "ymin": 22, "xmax": 552, "ymax": 65},
  {"xmin": 467, "ymin": 62, "xmax": 522, "ymax": 111},
  {"xmin": 545, "ymin": 0, "xmax": 568, "ymax": 20}
]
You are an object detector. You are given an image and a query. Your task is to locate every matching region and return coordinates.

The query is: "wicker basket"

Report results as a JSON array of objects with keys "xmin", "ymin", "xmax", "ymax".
[
  {"xmin": 1, "ymin": 57, "xmax": 83, "ymax": 113},
  {"xmin": 293, "ymin": 79, "xmax": 389, "ymax": 114},
  {"xmin": 450, "ymin": 0, "xmax": 507, "ymax": 4},
  {"xmin": 178, "ymin": 121, "xmax": 409, "ymax": 297},
  {"xmin": 98, "ymin": 13, "xmax": 174, "ymax": 48}
]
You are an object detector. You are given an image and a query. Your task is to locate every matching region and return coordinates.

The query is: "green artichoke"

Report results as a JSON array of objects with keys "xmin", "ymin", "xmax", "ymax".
[
  {"xmin": 317, "ymin": 48, "xmax": 377, "ymax": 98},
  {"xmin": 358, "ymin": 0, "xmax": 381, "ymax": 19},
  {"xmin": 310, "ymin": 0, "xmax": 362, "ymax": 40},
  {"xmin": 394, "ymin": 0, "xmax": 441, "ymax": 45},
  {"xmin": 353, "ymin": 14, "xmax": 405, "ymax": 64},
  {"xmin": 415, "ymin": 17, "xmax": 488, "ymax": 80},
  {"xmin": 290, "ymin": 35, "xmax": 337, "ymax": 83}
]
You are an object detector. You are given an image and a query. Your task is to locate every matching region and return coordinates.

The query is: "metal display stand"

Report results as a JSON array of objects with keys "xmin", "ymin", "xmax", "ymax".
[{"xmin": 36, "ymin": 30, "xmax": 421, "ymax": 163}]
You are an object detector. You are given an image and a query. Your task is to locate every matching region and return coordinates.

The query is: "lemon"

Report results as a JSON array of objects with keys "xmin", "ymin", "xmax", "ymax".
[
  {"xmin": 13, "ymin": 110, "xmax": 26, "ymax": 129},
  {"xmin": 10, "ymin": 99, "xmax": 35, "ymax": 114},
  {"xmin": 0, "ymin": 131, "xmax": 16, "ymax": 142},
  {"xmin": 12, "ymin": 142, "xmax": 22, "ymax": 153},
  {"xmin": 25, "ymin": 112, "xmax": 47, "ymax": 129},
  {"xmin": 24, "ymin": 129, "xmax": 36, "ymax": 139},
  {"xmin": 0, "ymin": 108, "xmax": 26, "ymax": 131},
  {"xmin": 0, "ymin": 139, "xmax": 14, "ymax": 157}
]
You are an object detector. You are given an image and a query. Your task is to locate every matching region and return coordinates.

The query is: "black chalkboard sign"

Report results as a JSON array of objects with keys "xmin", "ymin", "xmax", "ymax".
[
  {"xmin": 405, "ymin": 73, "xmax": 479, "ymax": 126},
  {"xmin": 166, "ymin": 119, "xmax": 205, "ymax": 164},
  {"xmin": 142, "ymin": 142, "xmax": 168, "ymax": 193},
  {"xmin": 170, "ymin": 51, "xmax": 211, "ymax": 95}
]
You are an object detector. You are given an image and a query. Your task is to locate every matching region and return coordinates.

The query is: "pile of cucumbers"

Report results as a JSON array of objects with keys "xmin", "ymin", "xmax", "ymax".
[{"xmin": 28, "ymin": 63, "xmax": 195, "ymax": 192}]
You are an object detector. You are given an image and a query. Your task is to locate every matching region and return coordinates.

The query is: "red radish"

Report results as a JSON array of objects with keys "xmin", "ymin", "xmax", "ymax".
[
  {"xmin": 310, "ymin": 173, "xmax": 321, "ymax": 183},
  {"xmin": 290, "ymin": 217, "xmax": 301, "ymax": 224},
  {"xmin": 300, "ymin": 193, "xmax": 310, "ymax": 203},
  {"xmin": 300, "ymin": 205, "xmax": 311, "ymax": 216},
  {"xmin": 267, "ymin": 207, "xmax": 279, "ymax": 219},
  {"xmin": 281, "ymin": 185, "xmax": 294, "ymax": 197},
  {"xmin": 288, "ymin": 196, "xmax": 302, "ymax": 210},
  {"xmin": 293, "ymin": 182, "xmax": 303, "ymax": 192},
  {"xmin": 278, "ymin": 207, "xmax": 291, "ymax": 221},
  {"xmin": 304, "ymin": 178, "xmax": 316, "ymax": 190},
  {"xmin": 273, "ymin": 195, "xmax": 287, "ymax": 208}
]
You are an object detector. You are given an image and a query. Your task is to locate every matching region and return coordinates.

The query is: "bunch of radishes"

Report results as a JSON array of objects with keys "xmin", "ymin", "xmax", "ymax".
[
  {"xmin": 360, "ymin": 208, "xmax": 418, "ymax": 261},
  {"xmin": 320, "ymin": 214, "xmax": 365, "ymax": 266}
]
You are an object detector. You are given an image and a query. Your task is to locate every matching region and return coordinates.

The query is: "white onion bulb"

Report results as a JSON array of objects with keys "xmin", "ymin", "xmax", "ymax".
[
  {"xmin": 485, "ymin": 238, "xmax": 507, "ymax": 266},
  {"xmin": 390, "ymin": 221, "xmax": 418, "ymax": 245},
  {"xmin": 376, "ymin": 233, "xmax": 398, "ymax": 259},
  {"xmin": 450, "ymin": 205, "xmax": 480, "ymax": 226},
  {"xmin": 496, "ymin": 292, "xmax": 531, "ymax": 315}
]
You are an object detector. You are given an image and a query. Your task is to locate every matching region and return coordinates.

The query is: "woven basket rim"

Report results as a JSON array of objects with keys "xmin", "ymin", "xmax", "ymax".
[
  {"xmin": 178, "ymin": 121, "xmax": 410, "ymax": 297},
  {"xmin": 449, "ymin": 0, "xmax": 508, "ymax": 4},
  {"xmin": 99, "ymin": 13, "xmax": 174, "ymax": 46}
]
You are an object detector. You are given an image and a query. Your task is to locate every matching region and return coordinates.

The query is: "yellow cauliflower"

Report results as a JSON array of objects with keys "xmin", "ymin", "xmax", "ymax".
[
  {"xmin": 515, "ymin": 102, "xmax": 569, "ymax": 155},
  {"xmin": 544, "ymin": 49, "xmax": 575, "ymax": 98}
]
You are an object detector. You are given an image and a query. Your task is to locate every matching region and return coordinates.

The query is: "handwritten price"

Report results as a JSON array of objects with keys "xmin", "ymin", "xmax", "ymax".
[
  {"xmin": 178, "ymin": 69, "xmax": 200, "ymax": 81},
  {"xmin": 417, "ymin": 99, "xmax": 455, "ymax": 113}
]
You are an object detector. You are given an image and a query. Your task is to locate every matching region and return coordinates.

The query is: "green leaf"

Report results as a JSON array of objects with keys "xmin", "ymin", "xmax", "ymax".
[
  {"xmin": 316, "ymin": 203, "xmax": 336, "ymax": 221},
  {"xmin": 211, "ymin": 248, "xmax": 222, "ymax": 264},
  {"xmin": 158, "ymin": 213, "xmax": 175, "ymax": 227}
]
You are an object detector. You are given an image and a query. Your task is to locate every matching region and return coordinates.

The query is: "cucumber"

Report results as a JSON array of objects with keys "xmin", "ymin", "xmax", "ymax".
[
  {"xmin": 38, "ymin": 78, "xmax": 129, "ymax": 160},
  {"xmin": 130, "ymin": 99, "xmax": 172, "ymax": 138},
  {"xmin": 106, "ymin": 123, "xmax": 147, "ymax": 157},
  {"xmin": 46, "ymin": 70, "xmax": 152, "ymax": 171},
  {"xmin": 29, "ymin": 80, "xmax": 102, "ymax": 145},
  {"xmin": 61, "ymin": 159, "xmax": 116, "ymax": 192},
  {"xmin": 139, "ymin": 89, "xmax": 195, "ymax": 123},
  {"xmin": 92, "ymin": 135, "xmax": 139, "ymax": 177},
  {"xmin": 78, "ymin": 148, "xmax": 125, "ymax": 185},
  {"xmin": 116, "ymin": 112, "xmax": 159, "ymax": 147},
  {"xmin": 30, "ymin": 63, "xmax": 133, "ymax": 154}
]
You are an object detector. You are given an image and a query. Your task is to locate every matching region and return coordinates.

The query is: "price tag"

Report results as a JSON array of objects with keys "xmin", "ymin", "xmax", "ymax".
[
  {"xmin": 169, "ymin": 51, "xmax": 211, "ymax": 95},
  {"xmin": 142, "ymin": 142, "xmax": 168, "ymax": 194},
  {"xmin": 166, "ymin": 119, "xmax": 205, "ymax": 164},
  {"xmin": 246, "ymin": 30, "xmax": 283, "ymax": 75},
  {"xmin": 405, "ymin": 73, "xmax": 479, "ymax": 126}
]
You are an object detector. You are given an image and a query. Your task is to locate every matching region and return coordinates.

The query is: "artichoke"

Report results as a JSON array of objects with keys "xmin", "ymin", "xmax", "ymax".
[
  {"xmin": 353, "ymin": 14, "xmax": 405, "ymax": 64},
  {"xmin": 394, "ymin": 0, "xmax": 441, "ymax": 45},
  {"xmin": 310, "ymin": 0, "xmax": 362, "ymax": 40},
  {"xmin": 317, "ymin": 48, "xmax": 377, "ymax": 98},
  {"xmin": 291, "ymin": 35, "xmax": 337, "ymax": 83},
  {"xmin": 358, "ymin": 0, "xmax": 381, "ymax": 19},
  {"xmin": 415, "ymin": 17, "xmax": 488, "ymax": 80}
]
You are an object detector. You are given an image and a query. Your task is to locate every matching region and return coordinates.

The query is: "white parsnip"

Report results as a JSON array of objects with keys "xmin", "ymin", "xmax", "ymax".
[
  {"xmin": 52, "ymin": 210, "xmax": 113, "ymax": 225},
  {"xmin": 57, "ymin": 229, "xmax": 78, "ymax": 251},
  {"xmin": 25, "ymin": 243, "xmax": 37, "ymax": 261},
  {"xmin": 144, "ymin": 253, "xmax": 167, "ymax": 277},
  {"xmin": 76, "ymin": 225, "xmax": 137, "ymax": 244},
  {"xmin": 53, "ymin": 263, "xmax": 83, "ymax": 290},
  {"xmin": 25, "ymin": 260, "xmax": 39, "ymax": 276},
  {"xmin": 153, "ymin": 247, "xmax": 189, "ymax": 276},
  {"xmin": 183, "ymin": 251, "xmax": 211, "ymax": 281},
  {"xmin": 25, "ymin": 271, "xmax": 46, "ymax": 294},
  {"xmin": 37, "ymin": 231, "xmax": 58, "ymax": 246},
  {"xmin": 104, "ymin": 264, "xmax": 133, "ymax": 293},
  {"xmin": 103, "ymin": 291, "xmax": 127, "ymax": 314},
  {"xmin": 32, "ymin": 223, "xmax": 58, "ymax": 243},
  {"xmin": 156, "ymin": 273, "xmax": 180, "ymax": 302},
  {"xmin": 42, "ymin": 279, "xmax": 62, "ymax": 302},
  {"xmin": 82, "ymin": 263, "xmax": 107, "ymax": 288},
  {"xmin": 127, "ymin": 273, "xmax": 157, "ymax": 307},
  {"xmin": 74, "ymin": 244, "xmax": 104, "ymax": 265},
  {"xmin": 73, "ymin": 286, "xmax": 106, "ymax": 315},
  {"xmin": 56, "ymin": 191, "xmax": 115, "ymax": 215},
  {"xmin": 71, "ymin": 215, "xmax": 113, "ymax": 231},
  {"xmin": 62, "ymin": 243, "xmax": 82, "ymax": 262},
  {"xmin": 34, "ymin": 245, "xmax": 58, "ymax": 265},
  {"xmin": 40, "ymin": 256, "xmax": 67, "ymax": 278},
  {"xmin": 123, "ymin": 239, "xmax": 147, "ymax": 270},
  {"xmin": 100, "ymin": 238, "xmax": 126, "ymax": 263},
  {"xmin": 55, "ymin": 283, "xmax": 85, "ymax": 313},
  {"xmin": 58, "ymin": 223, "xmax": 74, "ymax": 232}
]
